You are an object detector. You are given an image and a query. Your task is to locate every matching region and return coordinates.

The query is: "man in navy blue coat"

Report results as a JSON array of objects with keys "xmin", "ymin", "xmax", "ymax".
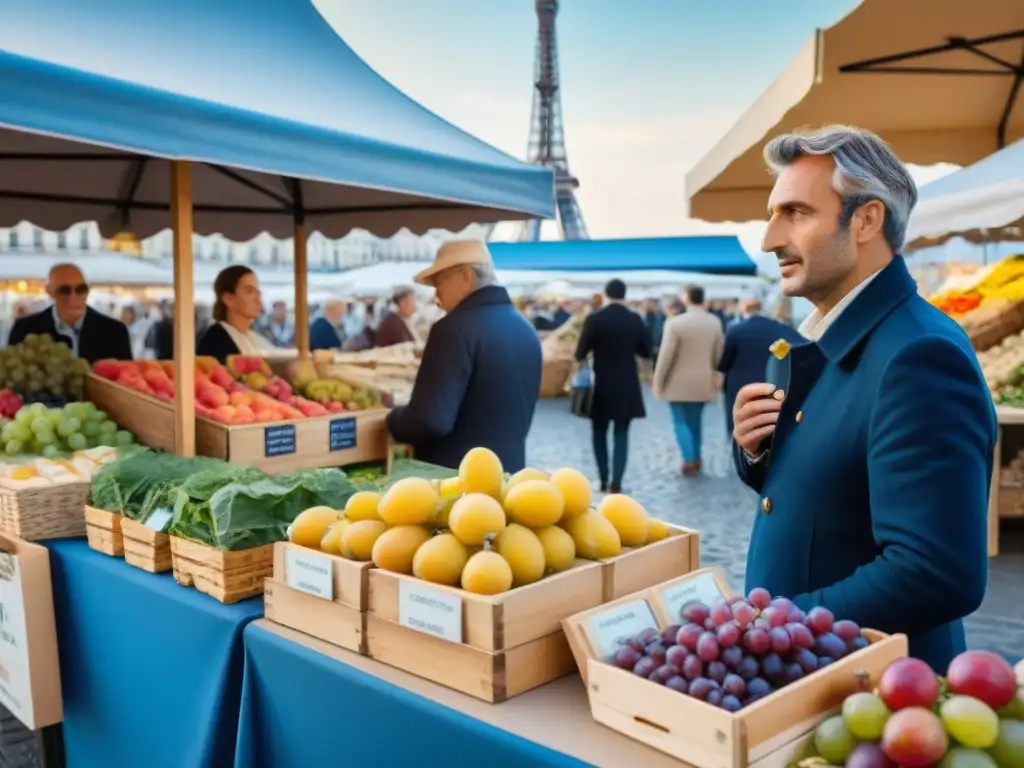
[
  {"xmin": 386, "ymin": 241, "xmax": 542, "ymax": 472},
  {"xmin": 718, "ymin": 299, "xmax": 803, "ymax": 436},
  {"xmin": 733, "ymin": 126, "xmax": 995, "ymax": 673}
]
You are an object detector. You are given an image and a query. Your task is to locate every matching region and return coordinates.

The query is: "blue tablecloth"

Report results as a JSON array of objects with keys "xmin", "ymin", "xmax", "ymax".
[
  {"xmin": 235, "ymin": 622, "xmax": 593, "ymax": 768},
  {"xmin": 46, "ymin": 539, "xmax": 263, "ymax": 768}
]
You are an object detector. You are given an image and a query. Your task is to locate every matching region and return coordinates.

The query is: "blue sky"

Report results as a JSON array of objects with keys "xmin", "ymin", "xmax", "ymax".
[{"xmin": 314, "ymin": 0, "xmax": 953, "ymax": 243}]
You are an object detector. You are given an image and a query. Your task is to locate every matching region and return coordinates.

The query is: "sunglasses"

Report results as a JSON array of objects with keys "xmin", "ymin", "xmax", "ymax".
[{"xmin": 55, "ymin": 283, "xmax": 89, "ymax": 296}]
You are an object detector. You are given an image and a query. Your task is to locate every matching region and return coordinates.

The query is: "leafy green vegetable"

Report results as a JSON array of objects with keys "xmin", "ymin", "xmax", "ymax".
[
  {"xmin": 88, "ymin": 449, "xmax": 223, "ymax": 519},
  {"xmin": 168, "ymin": 467, "xmax": 357, "ymax": 550}
]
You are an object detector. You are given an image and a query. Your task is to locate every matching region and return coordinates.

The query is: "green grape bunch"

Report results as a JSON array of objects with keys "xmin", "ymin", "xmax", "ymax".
[
  {"xmin": 0, "ymin": 401, "xmax": 135, "ymax": 457},
  {"xmin": 0, "ymin": 334, "xmax": 89, "ymax": 401}
]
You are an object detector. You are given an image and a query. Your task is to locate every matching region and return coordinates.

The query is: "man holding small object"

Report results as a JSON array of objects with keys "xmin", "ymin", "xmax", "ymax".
[{"xmin": 734, "ymin": 126, "xmax": 995, "ymax": 672}]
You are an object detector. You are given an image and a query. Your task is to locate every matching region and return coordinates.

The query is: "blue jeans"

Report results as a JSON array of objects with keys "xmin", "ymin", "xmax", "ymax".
[{"xmin": 670, "ymin": 402, "xmax": 705, "ymax": 463}]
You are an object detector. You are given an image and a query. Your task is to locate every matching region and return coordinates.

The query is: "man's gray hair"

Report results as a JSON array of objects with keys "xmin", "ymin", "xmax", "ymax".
[
  {"xmin": 763, "ymin": 125, "xmax": 917, "ymax": 254},
  {"xmin": 469, "ymin": 262, "xmax": 498, "ymax": 289}
]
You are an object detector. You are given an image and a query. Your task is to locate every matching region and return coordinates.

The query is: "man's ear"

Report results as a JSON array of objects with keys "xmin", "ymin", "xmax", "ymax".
[{"xmin": 853, "ymin": 199, "xmax": 886, "ymax": 244}]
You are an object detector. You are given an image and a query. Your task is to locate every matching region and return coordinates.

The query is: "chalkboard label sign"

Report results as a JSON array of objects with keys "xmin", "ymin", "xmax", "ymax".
[
  {"xmin": 329, "ymin": 417, "xmax": 357, "ymax": 452},
  {"xmin": 265, "ymin": 424, "xmax": 297, "ymax": 457}
]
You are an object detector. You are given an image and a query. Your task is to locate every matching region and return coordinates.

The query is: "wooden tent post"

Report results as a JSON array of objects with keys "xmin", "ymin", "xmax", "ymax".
[
  {"xmin": 171, "ymin": 161, "xmax": 196, "ymax": 456},
  {"xmin": 293, "ymin": 222, "xmax": 309, "ymax": 359}
]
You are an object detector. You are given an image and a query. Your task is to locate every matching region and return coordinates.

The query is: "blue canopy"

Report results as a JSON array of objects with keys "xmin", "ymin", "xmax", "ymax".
[
  {"xmin": 0, "ymin": 0, "xmax": 554, "ymax": 240},
  {"xmin": 918, "ymin": 138, "xmax": 1024, "ymax": 200},
  {"xmin": 489, "ymin": 236, "xmax": 758, "ymax": 276}
]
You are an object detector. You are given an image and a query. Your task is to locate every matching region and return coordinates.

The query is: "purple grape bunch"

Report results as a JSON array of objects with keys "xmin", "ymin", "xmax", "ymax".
[{"xmin": 609, "ymin": 588, "xmax": 868, "ymax": 711}]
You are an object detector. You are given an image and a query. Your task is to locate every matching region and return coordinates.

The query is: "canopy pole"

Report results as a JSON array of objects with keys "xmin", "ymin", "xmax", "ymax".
[
  {"xmin": 293, "ymin": 222, "xmax": 309, "ymax": 359},
  {"xmin": 171, "ymin": 160, "xmax": 196, "ymax": 456}
]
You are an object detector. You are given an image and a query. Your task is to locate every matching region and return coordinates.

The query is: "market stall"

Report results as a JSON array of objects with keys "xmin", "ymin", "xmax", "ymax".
[
  {"xmin": 685, "ymin": 0, "xmax": 1023, "ymax": 223},
  {"xmin": 924, "ymin": 255, "xmax": 1024, "ymax": 557},
  {"xmin": 0, "ymin": 0, "xmax": 554, "ymax": 764}
]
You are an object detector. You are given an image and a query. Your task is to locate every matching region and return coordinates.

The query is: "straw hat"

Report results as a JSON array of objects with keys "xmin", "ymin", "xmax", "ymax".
[{"xmin": 413, "ymin": 240, "xmax": 494, "ymax": 286}]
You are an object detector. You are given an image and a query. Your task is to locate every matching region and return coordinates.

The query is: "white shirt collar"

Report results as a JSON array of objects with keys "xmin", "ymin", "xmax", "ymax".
[{"xmin": 798, "ymin": 270, "xmax": 883, "ymax": 342}]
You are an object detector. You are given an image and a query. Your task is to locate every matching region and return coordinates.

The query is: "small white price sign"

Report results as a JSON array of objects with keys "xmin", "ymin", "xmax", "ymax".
[
  {"xmin": 586, "ymin": 599, "xmax": 659, "ymax": 660},
  {"xmin": 658, "ymin": 571, "xmax": 726, "ymax": 624},
  {"xmin": 398, "ymin": 580, "xmax": 463, "ymax": 644},
  {"xmin": 285, "ymin": 548, "xmax": 334, "ymax": 601},
  {"xmin": 144, "ymin": 508, "xmax": 174, "ymax": 532}
]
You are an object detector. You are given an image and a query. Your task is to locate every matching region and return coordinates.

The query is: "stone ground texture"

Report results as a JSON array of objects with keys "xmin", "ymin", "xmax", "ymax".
[{"xmin": 526, "ymin": 390, "xmax": 1024, "ymax": 664}]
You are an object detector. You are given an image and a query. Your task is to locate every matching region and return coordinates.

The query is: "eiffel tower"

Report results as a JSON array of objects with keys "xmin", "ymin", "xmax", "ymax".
[{"xmin": 515, "ymin": 0, "xmax": 589, "ymax": 242}]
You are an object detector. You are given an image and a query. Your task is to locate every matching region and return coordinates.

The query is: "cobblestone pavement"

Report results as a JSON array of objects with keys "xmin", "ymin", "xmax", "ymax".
[{"xmin": 527, "ymin": 389, "xmax": 1024, "ymax": 664}]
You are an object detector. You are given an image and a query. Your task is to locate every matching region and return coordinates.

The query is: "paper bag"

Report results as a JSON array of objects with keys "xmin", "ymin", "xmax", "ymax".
[{"xmin": 0, "ymin": 534, "xmax": 62, "ymax": 730}]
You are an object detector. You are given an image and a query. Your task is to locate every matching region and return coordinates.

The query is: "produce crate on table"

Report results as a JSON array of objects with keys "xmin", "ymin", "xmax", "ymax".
[
  {"xmin": 86, "ymin": 374, "xmax": 390, "ymax": 473},
  {"xmin": 263, "ymin": 541, "xmax": 374, "ymax": 654},
  {"xmin": 562, "ymin": 568, "xmax": 908, "ymax": 768},
  {"xmin": 0, "ymin": 477, "xmax": 89, "ymax": 541},
  {"xmin": 365, "ymin": 560, "xmax": 605, "ymax": 703},
  {"xmin": 170, "ymin": 536, "xmax": 273, "ymax": 604},
  {"xmin": 967, "ymin": 298, "xmax": 1024, "ymax": 353},
  {"xmin": 84, "ymin": 505, "xmax": 123, "ymax": 556},
  {"xmin": 599, "ymin": 523, "xmax": 699, "ymax": 601},
  {"xmin": 120, "ymin": 517, "xmax": 171, "ymax": 573}
]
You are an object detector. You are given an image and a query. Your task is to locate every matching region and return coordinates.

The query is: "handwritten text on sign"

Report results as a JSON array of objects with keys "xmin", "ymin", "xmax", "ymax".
[
  {"xmin": 285, "ymin": 548, "xmax": 334, "ymax": 601},
  {"xmin": 659, "ymin": 572, "xmax": 726, "ymax": 624},
  {"xmin": 398, "ymin": 580, "xmax": 463, "ymax": 643},
  {"xmin": 265, "ymin": 424, "xmax": 297, "ymax": 457},
  {"xmin": 329, "ymin": 418, "xmax": 357, "ymax": 452},
  {"xmin": 586, "ymin": 599, "xmax": 658, "ymax": 660}
]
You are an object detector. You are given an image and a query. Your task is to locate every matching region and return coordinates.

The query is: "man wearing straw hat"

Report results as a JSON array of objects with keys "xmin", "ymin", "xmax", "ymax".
[{"xmin": 386, "ymin": 240, "xmax": 542, "ymax": 471}]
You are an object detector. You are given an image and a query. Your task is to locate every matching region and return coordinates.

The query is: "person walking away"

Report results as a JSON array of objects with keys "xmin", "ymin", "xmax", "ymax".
[
  {"xmin": 733, "ymin": 125, "xmax": 993, "ymax": 672},
  {"xmin": 308, "ymin": 299, "xmax": 347, "ymax": 351},
  {"xmin": 375, "ymin": 286, "xmax": 420, "ymax": 347},
  {"xmin": 718, "ymin": 299, "xmax": 802, "ymax": 436},
  {"xmin": 574, "ymin": 279, "xmax": 653, "ymax": 493},
  {"xmin": 387, "ymin": 241, "xmax": 541, "ymax": 471},
  {"xmin": 653, "ymin": 285, "xmax": 723, "ymax": 476},
  {"xmin": 9, "ymin": 263, "xmax": 132, "ymax": 362},
  {"xmin": 643, "ymin": 299, "xmax": 665, "ymax": 359}
]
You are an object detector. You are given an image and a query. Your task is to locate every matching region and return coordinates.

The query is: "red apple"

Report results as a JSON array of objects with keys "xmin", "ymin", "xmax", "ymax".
[
  {"xmin": 946, "ymin": 650, "xmax": 1017, "ymax": 710},
  {"xmin": 881, "ymin": 707, "xmax": 948, "ymax": 767},
  {"xmin": 878, "ymin": 658, "xmax": 940, "ymax": 712}
]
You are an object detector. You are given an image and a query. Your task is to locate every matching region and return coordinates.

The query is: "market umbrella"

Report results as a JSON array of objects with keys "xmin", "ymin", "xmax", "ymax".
[
  {"xmin": 686, "ymin": 0, "xmax": 1024, "ymax": 223},
  {"xmin": 0, "ymin": 0, "xmax": 555, "ymax": 453},
  {"xmin": 905, "ymin": 138, "xmax": 1024, "ymax": 248}
]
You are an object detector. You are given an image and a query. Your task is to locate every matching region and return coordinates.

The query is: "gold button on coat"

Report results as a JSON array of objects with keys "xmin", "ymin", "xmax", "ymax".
[
  {"xmin": 761, "ymin": 497, "xmax": 772, "ymax": 515},
  {"xmin": 795, "ymin": 410, "xmax": 804, "ymax": 423}
]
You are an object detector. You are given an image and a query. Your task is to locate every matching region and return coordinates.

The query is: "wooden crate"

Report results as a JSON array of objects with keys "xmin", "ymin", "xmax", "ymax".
[
  {"xmin": 87, "ymin": 373, "xmax": 390, "ymax": 472},
  {"xmin": 120, "ymin": 518, "xmax": 172, "ymax": 573},
  {"xmin": 195, "ymin": 409, "xmax": 389, "ymax": 474},
  {"xmin": 84, "ymin": 505, "xmax": 123, "ymax": 556},
  {"xmin": 0, "ymin": 479, "xmax": 89, "ymax": 542},
  {"xmin": 599, "ymin": 524, "xmax": 700, "ymax": 601},
  {"xmin": 170, "ymin": 537, "xmax": 273, "ymax": 603},
  {"xmin": 263, "ymin": 542, "xmax": 373, "ymax": 652},
  {"xmin": 85, "ymin": 374, "xmax": 175, "ymax": 451},
  {"xmin": 365, "ymin": 561, "xmax": 604, "ymax": 702},
  {"xmin": 368, "ymin": 561, "xmax": 603, "ymax": 652},
  {"xmin": 271, "ymin": 541, "xmax": 374, "ymax": 609},
  {"xmin": 264, "ymin": 579, "xmax": 366, "ymax": 654},
  {"xmin": 365, "ymin": 614, "xmax": 574, "ymax": 703},
  {"xmin": 563, "ymin": 569, "xmax": 909, "ymax": 768}
]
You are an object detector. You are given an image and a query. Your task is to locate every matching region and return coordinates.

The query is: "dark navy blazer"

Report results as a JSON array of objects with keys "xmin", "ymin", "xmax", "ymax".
[
  {"xmin": 738, "ymin": 257, "xmax": 995, "ymax": 673},
  {"xmin": 386, "ymin": 286, "xmax": 542, "ymax": 472}
]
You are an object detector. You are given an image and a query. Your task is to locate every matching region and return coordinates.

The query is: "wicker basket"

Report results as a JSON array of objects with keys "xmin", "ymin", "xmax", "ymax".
[{"xmin": 0, "ymin": 480, "xmax": 90, "ymax": 541}]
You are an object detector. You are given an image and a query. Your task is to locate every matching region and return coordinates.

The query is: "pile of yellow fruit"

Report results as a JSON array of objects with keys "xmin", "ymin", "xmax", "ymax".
[{"xmin": 287, "ymin": 446, "xmax": 675, "ymax": 596}]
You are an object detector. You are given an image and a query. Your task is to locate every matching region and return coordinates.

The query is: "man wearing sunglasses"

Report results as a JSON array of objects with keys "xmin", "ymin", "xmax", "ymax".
[{"xmin": 7, "ymin": 264, "xmax": 133, "ymax": 363}]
